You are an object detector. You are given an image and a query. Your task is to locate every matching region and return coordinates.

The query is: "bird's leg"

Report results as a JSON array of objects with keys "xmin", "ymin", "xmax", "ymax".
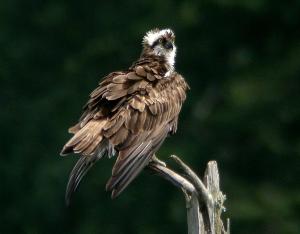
[{"xmin": 150, "ymin": 154, "xmax": 167, "ymax": 167}]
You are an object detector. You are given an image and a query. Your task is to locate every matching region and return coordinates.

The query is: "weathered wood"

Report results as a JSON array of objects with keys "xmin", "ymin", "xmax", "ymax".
[
  {"xmin": 147, "ymin": 162, "xmax": 195, "ymax": 194},
  {"xmin": 148, "ymin": 161, "xmax": 201, "ymax": 234},
  {"xmin": 204, "ymin": 161, "xmax": 227, "ymax": 234},
  {"xmin": 148, "ymin": 156, "xmax": 229, "ymax": 234},
  {"xmin": 185, "ymin": 191, "xmax": 203, "ymax": 234}
]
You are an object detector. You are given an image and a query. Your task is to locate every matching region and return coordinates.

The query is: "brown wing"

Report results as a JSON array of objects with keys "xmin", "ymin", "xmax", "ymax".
[
  {"xmin": 61, "ymin": 63, "xmax": 188, "ymax": 202},
  {"xmin": 104, "ymin": 68, "xmax": 188, "ymax": 198}
]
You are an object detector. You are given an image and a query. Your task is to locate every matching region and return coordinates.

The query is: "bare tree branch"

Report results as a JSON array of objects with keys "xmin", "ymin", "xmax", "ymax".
[
  {"xmin": 170, "ymin": 155, "xmax": 213, "ymax": 206},
  {"xmin": 148, "ymin": 161, "xmax": 201, "ymax": 234},
  {"xmin": 147, "ymin": 156, "xmax": 229, "ymax": 234}
]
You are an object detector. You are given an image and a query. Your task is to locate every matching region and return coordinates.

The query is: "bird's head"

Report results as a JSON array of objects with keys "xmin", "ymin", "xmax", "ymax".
[{"xmin": 142, "ymin": 28, "xmax": 176, "ymax": 68}]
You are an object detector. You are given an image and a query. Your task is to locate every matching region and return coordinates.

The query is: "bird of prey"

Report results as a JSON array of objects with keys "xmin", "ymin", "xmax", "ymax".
[{"xmin": 61, "ymin": 28, "xmax": 189, "ymax": 204}]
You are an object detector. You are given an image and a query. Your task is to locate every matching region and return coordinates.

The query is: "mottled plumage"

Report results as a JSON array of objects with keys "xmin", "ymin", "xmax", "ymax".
[{"xmin": 61, "ymin": 28, "xmax": 189, "ymax": 204}]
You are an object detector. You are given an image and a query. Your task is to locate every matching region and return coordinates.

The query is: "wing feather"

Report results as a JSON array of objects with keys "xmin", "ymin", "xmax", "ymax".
[
  {"xmin": 61, "ymin": 64, "xmax": 189, "ymax": 202},
  {"xmin": 106, "ymin": 125, "xmax": 170, "ymax": 198}
]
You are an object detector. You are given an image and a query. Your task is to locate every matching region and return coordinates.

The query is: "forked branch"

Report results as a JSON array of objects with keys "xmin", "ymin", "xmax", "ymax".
[{"xmin": 148, "ymin": 156, "xmax": 229, "ymax": 234}]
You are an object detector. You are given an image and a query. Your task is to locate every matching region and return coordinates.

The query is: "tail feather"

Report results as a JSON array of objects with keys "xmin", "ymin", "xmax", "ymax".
[
  {"xmin": 65, "ymin": 140, "xmax": 109, "ymax": 205},
  {"xmin": 61, "ymin": 119, "xmax": 109, "ymax": 205}
]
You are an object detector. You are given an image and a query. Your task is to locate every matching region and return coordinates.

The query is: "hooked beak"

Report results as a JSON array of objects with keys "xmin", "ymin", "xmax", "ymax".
[{"xmin": 164, "ymin": 41, "xmax": 173, "ymax": 50}]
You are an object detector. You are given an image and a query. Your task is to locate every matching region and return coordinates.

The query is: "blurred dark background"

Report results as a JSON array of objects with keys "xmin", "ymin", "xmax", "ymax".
[{"xmin": 1, "ymin": 0, "xmax": 300, "ymax": 233}]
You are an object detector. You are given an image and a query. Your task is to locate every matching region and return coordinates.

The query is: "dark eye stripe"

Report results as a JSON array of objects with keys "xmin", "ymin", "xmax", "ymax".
[{"xmin": 151, "ymin": 39, "xmax": 160, "ymax": 48}]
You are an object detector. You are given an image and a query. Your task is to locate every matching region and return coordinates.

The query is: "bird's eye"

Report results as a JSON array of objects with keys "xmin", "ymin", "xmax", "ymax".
[{"xmin": 158, "ymin": 38, "xmax": 163, "ymax": 43}]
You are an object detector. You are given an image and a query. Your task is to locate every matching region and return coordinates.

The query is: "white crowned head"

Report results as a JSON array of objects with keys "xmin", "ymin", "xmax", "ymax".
[{"xmin": 142, "ymin": 28, "xmax": 176, "ymax": 70}]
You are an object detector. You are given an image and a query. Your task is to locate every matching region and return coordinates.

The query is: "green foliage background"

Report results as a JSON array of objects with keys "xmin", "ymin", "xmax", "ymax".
[{"xmin": 1, "ymin": 0, "xmax": 300, "ymax": 233}]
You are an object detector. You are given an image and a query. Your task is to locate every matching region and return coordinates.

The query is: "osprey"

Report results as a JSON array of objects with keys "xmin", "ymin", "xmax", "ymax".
[{"xmin": 61, "ymin": 28, "xmax": 189, "ymax": 203}]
